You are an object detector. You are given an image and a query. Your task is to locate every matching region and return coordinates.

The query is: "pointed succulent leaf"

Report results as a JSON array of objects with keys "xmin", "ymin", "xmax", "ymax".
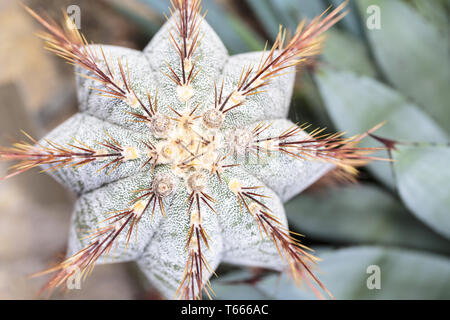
[
  {"xmin": 392, "ymin": 144, "xmax": 450, "ymax": 239},
  {"xmin": 256, "ymin": 246, "xmax": 450, "ymax": 299},
  {"xmin": 245, "ymin": 0, "xmax": 281, "ymax": 40},
  {"xmin": 285, "ymin": 184, "xmax": 450, "ymax": 254},
  {"xmin": 321, "ymin": 29, "xmax": 377, "ymax": 78},
  {"xmin": 213, "ymin": 246, "xmax": 450, "ymax": 299},
  {"xmin": 357, "ymin": 0, "xmax": 450, "ymax": 132},
  {"xmin": 270, "ymin": 0, "xmax": 327, "ymax": 27},
  {"xmin": 315, "ymin": 67, "xmax": 448, "ymax": 187},
  {"xmin": 329, "ymin": 0, "xmax": 363, "ymax": 38},
  {"xmin": 212, "ymin": 270, "xmax": 268, "ymax": 300},
  {"xmin": 200, "ymin": 0, "xmax": 264, "ymax": 53},
  {"xmin": 408, "ymin": 0, "xmax": 450, "ymax": 36}
]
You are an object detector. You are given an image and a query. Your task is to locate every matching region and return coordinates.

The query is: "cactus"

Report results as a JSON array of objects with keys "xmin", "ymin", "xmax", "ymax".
[{"xmin": 0, "ymin": 0, "xmax": 382, "ymax": 300}]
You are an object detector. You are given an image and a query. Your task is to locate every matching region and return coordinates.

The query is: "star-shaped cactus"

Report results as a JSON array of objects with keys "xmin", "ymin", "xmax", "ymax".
[{"xmin": 0, "ymin": 0, "xmax": 381, "ymax": 299}]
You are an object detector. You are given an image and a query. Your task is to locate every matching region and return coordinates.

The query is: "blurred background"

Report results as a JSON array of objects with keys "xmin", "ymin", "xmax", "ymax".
[{"xmin": 0, "ymin": 0, "xmax": 449, "ymax": 299}]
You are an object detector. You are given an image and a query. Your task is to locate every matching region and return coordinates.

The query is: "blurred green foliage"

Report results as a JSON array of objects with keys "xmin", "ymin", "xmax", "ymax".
[
  {"xmin": 214, "ymin": 247, "xmax": 450, "ymax": 299},
  {"xmin": 108, "ymin": 0, "xmax": 450, "ymax": 299}
]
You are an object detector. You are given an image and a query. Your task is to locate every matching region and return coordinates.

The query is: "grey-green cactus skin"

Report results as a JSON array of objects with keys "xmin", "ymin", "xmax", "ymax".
[{"xmin": 38, "ymin": 14, "xmax": 333, "ymax": 299}]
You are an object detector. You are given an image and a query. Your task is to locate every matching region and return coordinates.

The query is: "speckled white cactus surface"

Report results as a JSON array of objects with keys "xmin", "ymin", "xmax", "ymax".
[{"xmin": 0, "ymin": 1, "xmax": 378, "ymax": 299}]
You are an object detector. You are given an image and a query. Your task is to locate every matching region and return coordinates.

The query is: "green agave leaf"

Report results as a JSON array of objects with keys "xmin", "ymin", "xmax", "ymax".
[
  {"xmin": 269, "ymin": 0, "xmax": 327, "ymax": 30},
  {"xmin": 292, "ymin": 27, "xmax": 376, "ymax": 130},
  {"xmin": 258, "ymin": 0, "xmax": 362, "ymax": 39},
  {"xmin": 250, "ymin": 0, "xmax": 363, "ymax": 39},
  {"xmin": 357, "ymin": 0, "xmax": 450, "ymax": 133},
  {"xmin": 291, "ymin": 72, "xmax": 336, "ymax": 130},
  {"xmin": 212, "ymin": 270, "xmax": 269, "ymax": 300},
  {"xmin": 321, "ymin": 29, "xmax": 377, "ymax": 77},
  {"xmin": 408, "ymin": 0, "xmax": 450, "ymax": 36},
  {"xmin": 213, "ymin": 247, "xmax": 450, "ymax": 299},
  {"xmin": 285, "ymin": 184, "xmax": 450, "ymax": 255},
  {"xmin": 315, "ymin": 67, "xmax": 448, "ymax": 187},
  {"xmin": 393, "ymin": 144, "xmax": 450, "ymax": 239},
  {"xmin": 288, "ymin": 10, "xmax": 376, "ymax": 130},
  {"xmin": 201, "ymin": 0, "xmax": 264, "ymax": 53},
  {"xmin": 329, "ymin": 0, "xmax": 364, "ymax": 38},
  {"xmin": 106, "ymin": 0, "xmax": 161, "ymax": 35},
  {"xmin": 257, "ymin": 247, "xmax": 450, "ymax": 299},
  {"xmin": 224, "ymin": 14, "xmax": 265, "ymax": 52},
  {"xmin": 245, "ymin": 0, "xmax": 281, "ymax": 40}
]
